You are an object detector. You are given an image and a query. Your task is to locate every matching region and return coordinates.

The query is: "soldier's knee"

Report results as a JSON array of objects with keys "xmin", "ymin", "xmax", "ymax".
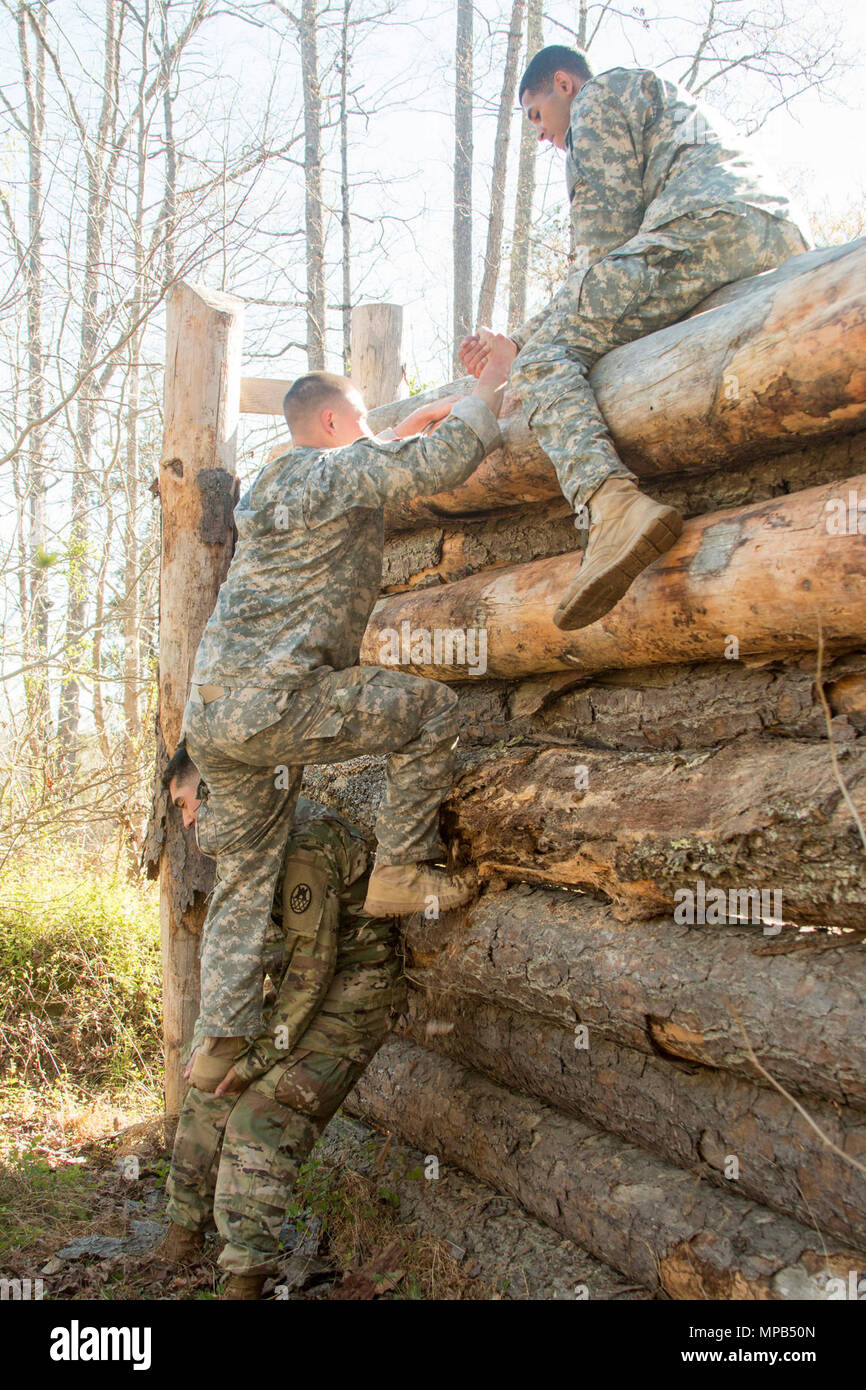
[
  {"xmin": 420, "ymin": 681, "xmax": 459, "ymax": 741},
  {"xmin": 273, "ymin": 1050, "xmax": 379, "ymax": 1122}
]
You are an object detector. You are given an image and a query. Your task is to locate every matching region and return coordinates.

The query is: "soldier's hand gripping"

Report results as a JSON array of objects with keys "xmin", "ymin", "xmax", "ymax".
[
  {"xmin": 393, "ymin": 395, "xmax": 461, "ymax": 437},
  {"xmin": 471, "ymin": 330, "xmax": 518, "ymax": 418},
  {"xmin": 459, "ymin": 326, "xmax": 518, "ymax": 380}
]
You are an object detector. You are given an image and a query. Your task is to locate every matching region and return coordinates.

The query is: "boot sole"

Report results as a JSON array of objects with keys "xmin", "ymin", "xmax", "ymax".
[{"xmin": 554, "ymin": 510, "xmax": 683, "ymax": 632}]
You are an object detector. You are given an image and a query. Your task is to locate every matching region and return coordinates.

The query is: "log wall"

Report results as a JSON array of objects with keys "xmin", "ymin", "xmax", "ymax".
[{"xmin": 306, "ymin": 244, "xmax": 866, "ymax": 1298}]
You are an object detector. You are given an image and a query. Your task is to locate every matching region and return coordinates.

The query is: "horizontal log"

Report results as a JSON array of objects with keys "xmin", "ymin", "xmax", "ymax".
[
  {"xmin": 321, "ymin": 1113, "xmax": 651, "ymax": 1299},
  {"xmin": 360, "ymin": 475, "xmax": 866, "ymax": 681},
  {"xmin": 348, "ymin": 1038, "xmax": 866, "ymax": 1298},
  {"xmin": 382, "ymin": 431, "xmax": 866, "ymax": 592},
  {"xmin": 405, "ymin": 993, "xmax": 866, "ymax": 1247},
  {"xmin": 402, "ymin": 885, "xmax": 866, "ymax": 1108},
  {"xmin": 440, "ymin": 736, "xmax": 866, "ymax": 927},
  {"xmin": 452, "ymin": 651, "xmax": 866, "ymax": 753}
]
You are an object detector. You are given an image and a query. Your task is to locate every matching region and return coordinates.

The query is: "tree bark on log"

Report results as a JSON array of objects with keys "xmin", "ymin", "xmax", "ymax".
[
  {"xmin": 372, "ymin": 238, "xmax": 866, "ymax": 530},
  {"xmin": 307, "ymin": 733, "xmax": 866, "ymax": 928},
  {"xmin": 348, "ymin": 1038, "xmax": 866, "ymax": 1298},
  {"xmin": 381, "ymin": 430, "xmax": 866, "ymax": 595},
  {"xmin": 400, "ymin": 886, "xmax": 866, "ymax": 1109},
  {"xmin": 404, "ymin": 993, "xmax": 866, "ymax": 1247},
  {"xmin": 438, "ymin": 736, "xmax": 866, "ymax": 927},
  {"xmin": 360, "ymin": 475, "xmax": 866, "ymax": 681},
  {"xmin": 450, "ymin": 650, "xmax": 866, "ymax": 753}
]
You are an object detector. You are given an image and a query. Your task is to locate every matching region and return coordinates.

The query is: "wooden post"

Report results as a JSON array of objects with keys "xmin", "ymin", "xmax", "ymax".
[
  {"xmin": 156, "ymin": 281, "xmax": 243, "ymax": 1114},
  {"xmin": 351, "ymin": 302, "xmax": 403, "ymax": 409}
]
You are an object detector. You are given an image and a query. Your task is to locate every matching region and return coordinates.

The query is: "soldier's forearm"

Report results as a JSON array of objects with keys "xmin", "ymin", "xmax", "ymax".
[
  {"xmin": 405, "ymin": 396, "xmax": 502, "ymax": 498},
  {"xmin": 472, "ymin": 376, "xmax": 509, "ymax": 419}
]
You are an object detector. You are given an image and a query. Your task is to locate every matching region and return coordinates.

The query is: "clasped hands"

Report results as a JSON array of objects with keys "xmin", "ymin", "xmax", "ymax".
[
  {"xmin": 392, "ymin": 328, "xmax": 518, "ymax": 438},
  {"xmin": 459, "ymin": 325, "xmax": 519, "ymax": 380}
]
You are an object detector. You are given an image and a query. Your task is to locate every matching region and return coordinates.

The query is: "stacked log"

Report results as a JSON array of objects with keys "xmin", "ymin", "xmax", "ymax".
[
  {"xmin": 348, "ymin": 1038, "xmax": 866, "ymax": 1300},
  {"xmin": 308, "ymin": 240, "xmax": 866, "ymax": 1298},
  {"xmin": 387, "ymin": 889, "xmax": 866, "ymax": 1242}
]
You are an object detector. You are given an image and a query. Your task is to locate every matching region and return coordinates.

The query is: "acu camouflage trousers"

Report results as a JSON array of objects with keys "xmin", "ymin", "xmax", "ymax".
[
  {"xmin": 166, "ymin": 814, "xmax": 405, "ymax": 1276},
  {"xmin": 511, "ymin": 208, "xmax": 809, "ymax": 513},
  {"xmin": 183, "ymin": 666, "xmax": 456, "ymax": 1036}
]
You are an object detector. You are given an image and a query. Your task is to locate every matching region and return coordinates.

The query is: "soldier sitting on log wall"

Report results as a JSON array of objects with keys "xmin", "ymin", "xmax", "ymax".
[
  {"xmin": 461, "ymin": 43, "xmax": 810, "ymax": 631},
  {"xmin": 158, "ymin": 745, "xmax": 405, "ymax": 1300},
  {"xmin": 177, "ymin": 336, "xmax": 514, "ymax": 1094}
]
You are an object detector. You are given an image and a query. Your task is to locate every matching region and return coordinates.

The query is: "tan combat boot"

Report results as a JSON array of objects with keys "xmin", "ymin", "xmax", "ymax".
[
  {"xmin": 554, "ymin": 476, "xmax": 683, "ymax": 631},
  {"xmin": 151, "ymin": 1222, "xmax": 205, "ymax": 1264},
  {"xmin": 221, "ymin": 1273, "xmax": 267, "ymax": 1300},
  {"xmin": 188, "ymin": 1035, "xmax": 246, "ymax": 1091},
  {"xmin": 363, "ymin": 862, "xmax": 477, "ymax": 917}
]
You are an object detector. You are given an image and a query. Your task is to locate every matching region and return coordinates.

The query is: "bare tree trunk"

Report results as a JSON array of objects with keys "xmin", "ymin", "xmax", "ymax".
[
  {"xmin": 121, "ymin": 1, "xmax": 152, "ymax": 772},
  {"xmin": 577, "ymin": 0, "xmax": 589, "ymax": 47},
  {"xmin": 57, "ymin": 0, "xmax": 121, "ymax": 776},
  {"xmin": 339, "ymin": 0, "xmax": 352, "ymax": 372},
  {"xmin": 159, "ymin": 0, "xmax": 177, "ymax": 285},
  {"xmin": 507, "ymin": 0, "xmax": 542, "ymax": 334},
  {"xmin": 17, "ymin": 2, "xmax": 51, "ymax": 744},
  {"xmin": 297, "ymin": 0, "xmax": 326, "ymax": 369},
  {"xmin": 92, "ymin": 489, "xmax": 113, "ymax": 763},
  {"xmin": 477, "ymin": 0, "xmax": 525, "ymax": 327},
  {"xmin": 452, "ymin": 0, "xmax": 473, "ymax": 373}
]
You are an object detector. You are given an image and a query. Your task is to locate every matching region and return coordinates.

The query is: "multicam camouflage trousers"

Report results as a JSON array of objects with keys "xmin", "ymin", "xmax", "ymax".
[
  {"xmin": 511, "ymin": 208, "xmax": 809, "ymax": 513},
  {"xmin": 183, "ymin": 667, "xmax": 456, "ymax": 1036},
  {"xmin": 166, "ymin": 822, "xmax": 405, "ymax": 1276}
]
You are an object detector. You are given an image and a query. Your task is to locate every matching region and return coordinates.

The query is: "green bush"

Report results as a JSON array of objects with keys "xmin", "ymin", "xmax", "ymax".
[{"xmin": 0, "ymin": 852, "xmax": 162, "ymax": 1086}]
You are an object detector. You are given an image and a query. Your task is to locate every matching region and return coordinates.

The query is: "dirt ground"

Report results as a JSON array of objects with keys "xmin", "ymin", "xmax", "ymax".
[{"xmin": 0, "ymin": 1086, "xmax": 653, "ymax": 1301}]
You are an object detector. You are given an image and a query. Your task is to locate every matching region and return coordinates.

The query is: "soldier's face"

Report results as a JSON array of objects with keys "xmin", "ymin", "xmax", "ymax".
[
  {"xmin": 322, "ymin": 388, "xmax": 371, "ymax": 446},
  {"xmin": 170, "ymin": 772, "xmax": 202, "ymax": 828},
  {"xmin": 522, "ymin": 72, "xmax": 579, "ymax": 150}
]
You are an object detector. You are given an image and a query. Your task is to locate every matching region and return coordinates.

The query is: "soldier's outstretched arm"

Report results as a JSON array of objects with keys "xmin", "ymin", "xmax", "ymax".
[{"xmin": 302, "ymin": 345, "xmax": 512, "ymax": 525}]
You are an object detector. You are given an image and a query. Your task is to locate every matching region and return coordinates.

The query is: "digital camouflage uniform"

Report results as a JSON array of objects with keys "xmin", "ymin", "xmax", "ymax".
[
  {"xmin": 510, "ymin": 67, "xmax": 811, "ymax": 512},
  {"xmin": 182, "ymin": 396, "xmax": 500, "ymax": 1037},
  {"xmin": 166, "ymin": 798, "xmax": 406, "ymax": 1277}
]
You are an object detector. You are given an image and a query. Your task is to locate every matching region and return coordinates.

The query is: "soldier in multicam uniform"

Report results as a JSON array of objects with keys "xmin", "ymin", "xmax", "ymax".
[
  {"xmin": 159, "ymin": 745, "xmax": 405, "ymax": 1300},
  {"xmin": 177, "ymin": 341, "xmax": 514, "ymax": 1088},
  {"xmin": 461, "ymin": 44, "xmax": 810, "ymax": 631}
]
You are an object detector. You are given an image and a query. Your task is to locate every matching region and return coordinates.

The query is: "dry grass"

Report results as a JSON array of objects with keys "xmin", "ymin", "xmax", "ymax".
[{"xmin": 297, "ymin": 1157, "xmax": 494, "ymax": 1300}]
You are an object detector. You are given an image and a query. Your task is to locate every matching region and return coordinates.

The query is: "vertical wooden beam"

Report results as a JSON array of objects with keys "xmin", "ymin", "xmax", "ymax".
[
  {"xmin": 157, "ymin": 281, "xmax": 243, "ymax": 1114},
  {"xmin": 351, "ymin": 302, "xmax": 403, "ymax": 409}
]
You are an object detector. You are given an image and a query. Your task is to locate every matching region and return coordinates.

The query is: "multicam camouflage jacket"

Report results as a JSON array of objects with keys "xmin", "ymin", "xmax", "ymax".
[{"xmin": 223, "ymin": 797, "xmax": 405, "ymax": 1084}]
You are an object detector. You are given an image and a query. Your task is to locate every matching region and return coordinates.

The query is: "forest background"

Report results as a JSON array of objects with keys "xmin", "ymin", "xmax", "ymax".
[{"xmin": 1, "ymin": 0, "xmax": 864, "ymax": 863}]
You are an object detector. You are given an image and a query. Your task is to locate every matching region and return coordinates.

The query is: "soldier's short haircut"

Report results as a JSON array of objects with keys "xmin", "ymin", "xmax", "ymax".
[
  {"xmin": 163, "ymin": 738, "xmax": 197, "ymax": 790},
  {"xmin": 518, "ymin": 44, "xmax": 593, "ymax": 101},
  {"xmin": 282, "ymin": 372, "xmax": 356, "ymax": 433}
]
